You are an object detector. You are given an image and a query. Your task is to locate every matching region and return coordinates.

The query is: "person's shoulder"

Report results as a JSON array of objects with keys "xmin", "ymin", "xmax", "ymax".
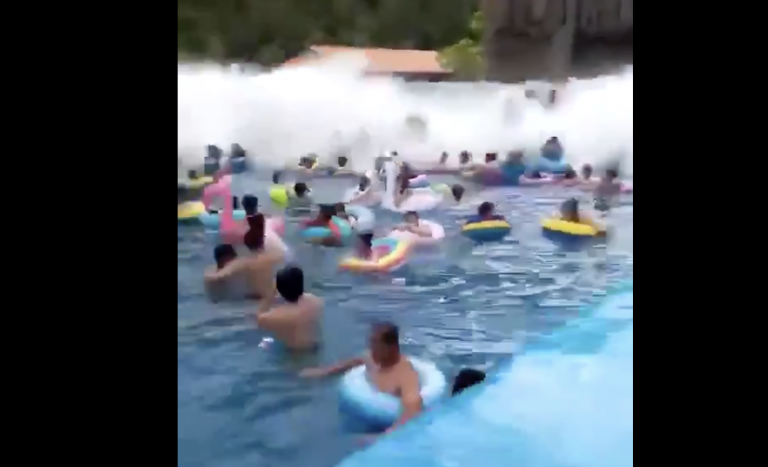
[{"xmin": 301, "ymin": 293, "xmax": 324, "ymax": 309}]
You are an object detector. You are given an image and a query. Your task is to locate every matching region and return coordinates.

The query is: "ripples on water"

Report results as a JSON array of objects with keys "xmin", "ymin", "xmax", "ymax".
[{"xmin": 177, "ymin": 172, "xmax": 633, "ymax": 467}]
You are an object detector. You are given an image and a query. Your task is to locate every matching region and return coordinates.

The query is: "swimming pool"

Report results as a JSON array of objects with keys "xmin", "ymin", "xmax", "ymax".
[{"xmin": 177, "ymin": 172, "xmax": 633, "ymax": 467}]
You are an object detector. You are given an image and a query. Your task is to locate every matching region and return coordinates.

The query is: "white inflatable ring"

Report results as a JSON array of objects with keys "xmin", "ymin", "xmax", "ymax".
[
  {"xmin": 346, "ymin": 205, "xmax": 375, "ymax": 233},
  {"xmin": 387, "ymin": 219, "xmax": 445, "ymax": 247},
  {"xmin": 339, "ymin": 357, "xmax": 447, "ymax": 429}
]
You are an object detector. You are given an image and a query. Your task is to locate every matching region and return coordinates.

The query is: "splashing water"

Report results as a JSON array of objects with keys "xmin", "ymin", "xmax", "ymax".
[{"xmin": 178, "ymin": 56, "xmax": 632, "ymax": 176}]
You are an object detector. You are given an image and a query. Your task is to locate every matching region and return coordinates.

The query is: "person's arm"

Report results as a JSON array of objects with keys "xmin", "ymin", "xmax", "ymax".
[
  {"xmin": 389, "ymin": 370, "xmax": 423, "ymax": 430},
  {"xmin": 204, "ymin": 257, "xmax": 245, "ymax": 282},
  {"xmin": 204, "ymin": 266, "xmax": 223, "ymax": 302},
  {"xmin": 299, "ymin": 357, "xmax": 366, "ymax": 378}
]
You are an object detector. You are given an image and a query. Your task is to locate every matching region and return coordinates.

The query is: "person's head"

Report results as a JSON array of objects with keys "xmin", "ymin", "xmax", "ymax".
[
  {"xmin": 337, "ymin": 155, "xmax": 348, "ymax": 168},
  {"xmin": 317, "ymin": 204, "xmax": 335, "ymax": 221},
  {"xmin": 548, "ymin": 89, "xmax": 557, "ymax": 105},
  {"xmin": 187, "ymin": 169, "xmax": 198, "ymax": 179},
  {"xmin": 272, "ymin": 171, "xmax": 281, "ymax": 184},
  {"xmin": 451, "ymin": 368, "xmax": 487, "ymax": 396},
  {"xmin": 404, "ymin": 211, "xmax": 419, "ymax": 225},
  {"xmin": 545, "ymin": 137, "xmax": 562, "ymax": 149},
  {"xmin": 299, "ymin": 156, "xmax": 313, "ymax": 169},
  {"xmin": 604, "ymin": 168, "xmax": 619, "ymax": 181},
  {"xmin": 506, "ymin": 151, "xmax": 524, "ymax": 164},
  {"xmin": 459, "ymin": 151, "xmax": 471, "ymax": 165},
  {"xmin": 243, "ymin": 213, "xmax": 265, "ymax": 251},
  {"xmin": 369, "ymin": 321, "xmax": 400, "ymax": 366},
  {"xmin": 294, "ymin": 182, "xmax": 309, "ymax": 198},
  {"xmin": 335, "ymin": 202, "xmax": 347, "ymax": 216},
  {"xmin": 485, "ymin": 153, "xmax": 497, "ymax": 163},
  {"xmin": 478, "ymin": 201, "xmax": 495, "ymax": 217},
  {"xmin": 231, "ymin": 143, "xmax": 245, "ymax": 159},
  {"xmin": 232, "ymin": 196, "xmax": 240, "ymax": 210},
  {"xmin": 451, "ymin": 184, "xmax": 465, "ymax": 202},
  {"xmin": 213, "ymin": 244, "xmax": 237, "ymax": 270},
  {"xmin": 560, "ymin": 198, "xmax": 579, "ymax": 222},
  {"xmin": 528, "ymin": 170, "xmax": 542, "ymax": 179},
  {"xmin": 207, "ymin": 145, "xmax": 223, "ymax": 160},
  {"xmin": 358, "ymin": 176, "xmax": 370, "ymax": 192},
  {"xmin": 358, "ymin": 232, "xmax": 373, "ymax": 249},
  {"xmin": 563, "ymin": 166, "xmax": 577, "ymax": 179},
  {"xmin": 242, "ymin": 194, "xmax": 258, "ymax": 215},
  {"xmin": 439, "ymin": 152, "xmax": 449, "ymax": 164},
  {"xmin": 276, "ymin": 265, "xmax": 304, "ymax": 303},
  {"xmin": 581, "ymin": 164, "xmax": 593, "ymax": 179}
]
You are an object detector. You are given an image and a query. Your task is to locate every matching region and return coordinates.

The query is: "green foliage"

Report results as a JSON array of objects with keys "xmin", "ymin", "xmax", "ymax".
[
  {"xmin": 438, "ymin": 10, "xmax": 485, "ymax": 79},
  {"xmin": 178, "ymin": 0, "xmax": 478, "ymax": 64}
]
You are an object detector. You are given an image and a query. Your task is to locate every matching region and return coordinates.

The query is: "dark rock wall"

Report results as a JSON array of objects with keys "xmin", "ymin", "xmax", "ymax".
[{"xmin": 482, "ymin": 0, "xmax": 632, "ymax": 82}]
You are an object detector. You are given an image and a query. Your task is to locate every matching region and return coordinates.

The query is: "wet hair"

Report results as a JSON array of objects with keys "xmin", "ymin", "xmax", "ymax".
[
  {"xmin": 439, "ymin": 152, "xmax": 449, "ymax": 163},
  {"xmin": 372, "ymin": 321, "xmax": 399, "ymax": 347},
  {"xmin": 359, "ymin": 232, "xmax": 373, "ymax": 248},
  {"xmin": 276, "ymin": 265, "xmax": 304, "ymax": 303},
  {"xmin": 605, "ymin": 168, "xmax": 619, "ymax": 179},
  {"xmin": 582, "ymin": 164, "xmax": 593, "ymax": 176},
  {"xmin": 241, "ymin": 195, "xmax": 258, "ymax": 215},
  {"xmin": 207, "ymin": 145, "xmax": 223, "ymax": 160},
  {"xmin": 459, "ymin": 151, "xmax": 471, "ymax": 164},
  {"xmin": 294, "ymin": 182, "xmax": 309, "ymax": 197},
  {"xmin": 187, "ymin": 169, "xmax": 198, "ymax": 179},
  {"xmin": 272, "ymin": 171, "xmax": 281, "ymax": 184},
  {"xmin": 335, "ymin": 202, "xmax": 347, "ymax": 214},
  {"xmin": 452, "ymin": 368, "xmax": 487, "ymax": 396},
  {"xmin": 478, "ymin": 201, "xmax": 495, "ymax": 216},
  {"xmin": 561, "ymin": 198, "xmax": 579, "ymax": 221},
  {"xmin": 337, "ymin": 156, "xmax": 348, "ymax": 168},
  {"xmin": 485, "ymin": 153, "xmax": 497, "ymax": 163},
  {"xmin": 404, "ymin": 211, "xmax": 419, "ymax": 221},
  {"xmin": 358, "ymin": 176, "xmax": 370, "ymax": 191},
  {"xmin": 528, "ymin": 170, "xmax": 542, "ymax": 179},
  {"xmin": 232, "ymin": 196, "xmax": 240, "ymax": 210},
  {"xmin": 213, "ymin": 244, "xmax": 237, "ymax": 268},
  {"xmin": 563, "ymin": 166, "xmax": 577, "ymax": 179},
  {"xmin": 243, "ymin": 214, "xmax": 265, "ymax": 251},
  {"xmin": 451, "ymin": 184, "xmax": 465, "ymax": 201},
  {"xmin": 231, "ymin": 143, "xmax": 245, "ymax": 159}
]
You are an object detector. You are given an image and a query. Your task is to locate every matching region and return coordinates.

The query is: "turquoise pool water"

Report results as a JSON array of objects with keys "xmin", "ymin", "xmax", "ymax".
[{"xmin": 177, "ymin": 173, "xmax": 633, "ymax": 467}]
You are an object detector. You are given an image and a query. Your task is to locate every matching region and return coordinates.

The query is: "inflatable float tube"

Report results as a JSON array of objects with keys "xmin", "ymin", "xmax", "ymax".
[
  {"xmin": 178, "ymin": 176, "xmax": 214, "ymax": 190},
  {"xmin": 339, "ymin": 237, "xmax": 409, "ymax": 273},
  {"xmin": 462, "ymin": 218, "xmax": 511, "ymax": 243},
  {"xmin": 199, "ymin": 209, "xmax": 246, "ymax": 229},
  {"xmin": 338, "ymin": 357, "xmax": 446, "ymax": 430},
  {"xmin": 408, "ymin": 174, "xmax": 431, "ymax": 188},
  {"xmin": 334, "ymin": 282, "xmax": 633, "ymax": 467},
  {"xmin": 381, "ymin": 161, "xmax": 443, "ymax": 212},
  {"xmin": 178, "ymin": 201, "xmax": 205, "ymax": 224},
  {"xmin": 346, "ymin": 205, "xmax": 375, "ymax": 233},
  {"xmin": 269, "ymin": 185, "xmax": 292, "ymax": 208},
  {"xmin": 301, "ymin": 217, "xmax": 353, "ymax": 245}
]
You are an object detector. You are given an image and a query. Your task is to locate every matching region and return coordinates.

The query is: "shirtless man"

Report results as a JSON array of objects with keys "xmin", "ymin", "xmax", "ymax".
[
  {"xmin": 204, "ymin": 244, "xmax": 243, "ymax": 302},
  {"xmin": 348, "ymin": 174, "xmax": 375, "ymax": 204},
  {"xmin": 394, "ymin": 211, "xmax": 432, "ymax": 238},
  {"xmin": 255, "ymin": 265, "xmax": 322, "ymax": 351},
  {"xmin": 300, "ymin": 322, "xmax": 422, "ymax": 430},
  {"xmin": 204, "ymin": 214, "xmax": 285, "ymax": 309}
]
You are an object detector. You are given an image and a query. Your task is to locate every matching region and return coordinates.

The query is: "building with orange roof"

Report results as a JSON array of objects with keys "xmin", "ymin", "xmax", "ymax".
[{"xmin": 278, "ymin": 45, "xmax": 454, "ymax": 81}]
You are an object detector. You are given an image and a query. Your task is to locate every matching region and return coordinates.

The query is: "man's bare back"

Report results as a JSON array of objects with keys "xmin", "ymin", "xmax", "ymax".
[{"xmin": 257, "ymin": 293, "xmax": 322, "ymax": 351}]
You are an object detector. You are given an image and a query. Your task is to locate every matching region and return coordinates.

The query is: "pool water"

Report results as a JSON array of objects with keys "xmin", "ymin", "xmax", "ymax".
[{"xmin": 177, "ymin": 172, "xmax": 633, "ymax": 467}]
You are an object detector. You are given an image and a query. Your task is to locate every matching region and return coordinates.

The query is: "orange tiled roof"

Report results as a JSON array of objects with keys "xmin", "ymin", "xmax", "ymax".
[{"xmin": 279, "ymin": 45, "xmax": 451, "ymax": 74}]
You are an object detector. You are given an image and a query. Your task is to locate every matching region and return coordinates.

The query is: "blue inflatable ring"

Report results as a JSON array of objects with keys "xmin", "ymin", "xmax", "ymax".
[
  {"xmin": 346, "ymin": 205, "xmax": 375, "ymax": 233},
  {"xmin": 199, "ymin": 209, "xmax": 246, "ymax": 229},
  {"xmin": 462, "ymin": 217, "xmax": 511, "ymax": 243},
  {"xmin": 301, "ymin": 216, "xmax": 353, "ymax": 243},
  {"xmin": 339, "ymin": 357, "xmax": 447, "ymax": 429}
]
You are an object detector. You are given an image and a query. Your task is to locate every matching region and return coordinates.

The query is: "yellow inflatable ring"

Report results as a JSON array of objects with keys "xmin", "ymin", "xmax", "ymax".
[
  {"xmin": 269, "ymin": 184, "xmax": 296, "ymax": 208},
  {"xmin": 178, "ymin": 201, "xmax": 205, "ymax": 223},
  {"xmin": 541, "ymin": 218, "xmax": 598, "ymax": 237},
  {"xmin": 185, "ymin": 176, "xmax": 214, "ymax": 189}
]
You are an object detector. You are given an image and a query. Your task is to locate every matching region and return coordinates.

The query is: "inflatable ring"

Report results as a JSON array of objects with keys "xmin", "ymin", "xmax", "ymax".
[
  {"xmin": 462, "ymin": 219, "xmax": 511, "ymax": 243},
  {"xmin": 346, "ymin": 205, "xmax": 375, "ymax": 233},
  {"xmin": 269, "ymin": 185, "xmax": 293, "ymax": 208},
  {"xmin": 339, "ymin": 357, "xmax": 446, "ymax": 429},
  {"xmin": 541, "ymin": 218, "xmax": 599, "ymax": 237},
  {"xmin": 199, "ymin": 209, "xmax": 246, "ymax": 229},
  {"xmin": 184, "ymin": 176, "xmax": 214, "ymax": 189},
  {"xmin": 301, "ymin": 216, "xmax": 353, "ymax": 244},
  {"xmin": 178, "ymin": 201, "xmax": 205, "ymax": 224},
  {"xmin": 430, "ymin": 183, "xmax": 451, "ymax": 195},
  {"xmin": 339, "ymin": 237, "xmax": 409, "ymax": 273},
  {"xmin": 408, "ymin": 175, "xmax": 431, "ymax": 188}
]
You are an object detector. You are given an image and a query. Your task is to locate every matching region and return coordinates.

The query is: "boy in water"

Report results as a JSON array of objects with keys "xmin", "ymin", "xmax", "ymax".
[
  {"xmin": 394, "ymin": 211, "xmax": 432, "ymax": 238},
  {"xmin": 348, "ymin": 174, "xmax": 376, "ymax": 204},
  {"xmin": 558, "ymin": 198, "xmax": 603, "ymax": 234},
  {"xmin": 452, "ymin": 368, "xmax": 487, "ymax": 396},
  {"xmin": 290, "ymin": 182, "xmax": 312, "ymax": 210},
  {"xmin": 204, "ymin": 214, "xmax": 285, "ymax": 307},
  {"xmin": 204, "ymin": 244, "xmax": 239, "ymax": 302},
  {"xmin": 336, "ymin": 155, "xmax": 352, "ymax": 174},
  {"xmin": 476, "ymin": 201, "xmax": 506, "ymax": 222},
  {"xmin": 356, "ymin": 233, "xmax": 380, "ymax": 261},
  {"xmin": 541, "ymin": 137, "xmax": 564, "ymax": 160},
  {"xmin": 256, "ymin": 265, "xmax": 322, "ymax": 351},
  {"xmin": 450, "ymin": 184, "xmax": 465, "ymax": 204}
]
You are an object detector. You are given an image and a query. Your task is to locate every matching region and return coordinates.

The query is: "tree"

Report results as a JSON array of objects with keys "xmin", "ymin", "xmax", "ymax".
[{"xmin": 438, "ymin": 10, "xmax": 485, "ymax": 79}]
